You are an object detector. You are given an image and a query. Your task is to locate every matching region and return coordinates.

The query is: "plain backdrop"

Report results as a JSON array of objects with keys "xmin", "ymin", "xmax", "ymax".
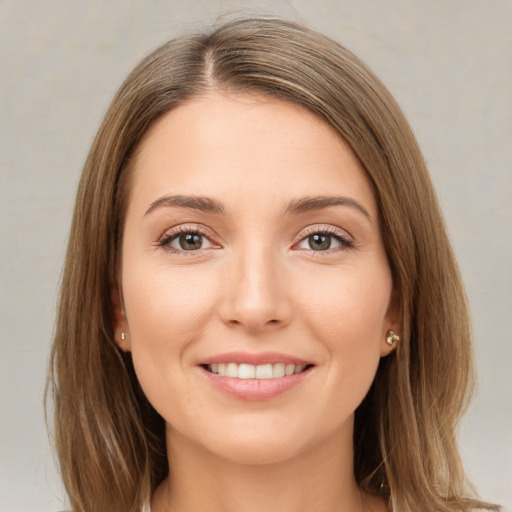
[{"xmin": 1, "ymin": 1, "xmax": 511, "ymax": 511}]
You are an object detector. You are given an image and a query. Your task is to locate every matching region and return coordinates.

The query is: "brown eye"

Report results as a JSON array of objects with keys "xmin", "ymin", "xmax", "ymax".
[
  {"xmin": 159, "ymin": 226, "xmax": 218, "ymax": 255},
  {"xmin": 308, "ymin": 234, "xmax": 332, "ymax": 251},
  {"xmin": 160, "ymin": 231, "xmax": 211, "ymax": 252},
  {"xmin": 296, "ymin": 228, "xmax": 353, "ymax": 253},
  {"xmin": 176, "ymin": 233, "xmax": 203, "ymax": 250}
]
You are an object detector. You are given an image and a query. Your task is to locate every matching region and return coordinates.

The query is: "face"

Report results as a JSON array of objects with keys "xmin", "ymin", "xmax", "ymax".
[{"xmin": 115, "ymin": 93, "xmax": 398, "ymax": 464}]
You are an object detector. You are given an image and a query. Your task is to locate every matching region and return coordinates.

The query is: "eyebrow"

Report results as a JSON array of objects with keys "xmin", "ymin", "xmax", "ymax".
[
  {"xmin": 144, "ymin": 194, "xmax": 370, "ymax": 220},
  {"xmin": 145, "ymin": 195, "xmax": 226, "ymax": 216},
  {"xmin": 285, "ymin": 196, "xmax": 371, "ymax": 220}
]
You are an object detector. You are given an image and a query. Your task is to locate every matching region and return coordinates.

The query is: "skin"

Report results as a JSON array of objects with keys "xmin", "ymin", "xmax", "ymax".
[{"xmin": 115, "ymin": 93, "xmax": 399, "ymax": 512}]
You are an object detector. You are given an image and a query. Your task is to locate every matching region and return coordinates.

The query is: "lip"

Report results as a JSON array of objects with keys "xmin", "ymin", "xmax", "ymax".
[
  {"xmin": 199, "ymin": 351, "xmax": 312, "ymax": 366},
  {"xmin": 197, "ymin": 352, "xmax": 315, "ymax": 401}
]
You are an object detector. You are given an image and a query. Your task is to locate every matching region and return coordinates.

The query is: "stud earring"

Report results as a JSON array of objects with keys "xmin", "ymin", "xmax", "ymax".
[
  {"xmin": 120, "ymin": 332, "xmax": 126, "ymax": 342},
  {"xmin": 386, "ymin": 330, "xmax": 400, "ymax": 346}
]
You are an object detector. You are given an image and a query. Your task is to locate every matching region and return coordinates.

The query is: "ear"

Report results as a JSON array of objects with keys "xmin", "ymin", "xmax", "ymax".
[
  {"xmin": 112, "ymin": 285, "xmax": 131, "ymax": 352},
  {"xmin": 380, "ymin": 286, "xmax": 402, "ymax": 357}
]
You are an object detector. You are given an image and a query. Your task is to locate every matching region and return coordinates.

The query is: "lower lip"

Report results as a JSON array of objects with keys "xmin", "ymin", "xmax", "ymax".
[{"xmin": 199, "ymin": 366, "xmax": 313, "ymax": 400}]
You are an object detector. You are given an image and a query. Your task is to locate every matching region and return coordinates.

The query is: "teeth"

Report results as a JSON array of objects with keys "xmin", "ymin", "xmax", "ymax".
[
  {"xmin": 238, "ymin": 363, "xmax": 255, "ymax": 379},
  {"xmin": 255, "ymin": 364, "xmax": 273, "ymax": 379},
  {"xmin": 273, "ymin": 363, "xmax": 285, "ymax": 378},
  {"xmin": 226, "ymin": 363, "xmax": 238, "ymax": 377},
  {"xmin": 207, "ymin": 362, "xmax": 309, "ymax": 379}
]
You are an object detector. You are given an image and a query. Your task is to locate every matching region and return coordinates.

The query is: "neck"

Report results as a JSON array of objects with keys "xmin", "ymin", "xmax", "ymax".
[{"xmin": 151, "ymin": 419, "xmax": 384, "ymax": 512}]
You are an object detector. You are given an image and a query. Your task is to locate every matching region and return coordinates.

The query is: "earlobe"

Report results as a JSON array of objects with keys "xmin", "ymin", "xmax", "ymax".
[
  {"xmin": 117, "ymin": 331, "xmax": 130, "ymax": 351},
  {"xmin": 112, "ymin": 287, "xmax": 131, "ymax": 352},
  {"xmin": 381, "ymin": 287, "xmax": 402, "ymax": 357},
  {"xmin": 385, "ymin": 330, "xmax": 400, "ymax": 346},
  {"xmin": 381, "ymin": 329, "xmax": 400, "ymax": 357}
]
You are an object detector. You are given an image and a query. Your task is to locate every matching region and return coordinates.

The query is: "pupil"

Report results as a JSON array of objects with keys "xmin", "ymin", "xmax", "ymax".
[
  {"xmin": 180, "ymin": 233, "xmax": 202, "ymax": 250},
  {"xmin": 309, "ymin": 234, "xmax": 331, "ymax": 251}
]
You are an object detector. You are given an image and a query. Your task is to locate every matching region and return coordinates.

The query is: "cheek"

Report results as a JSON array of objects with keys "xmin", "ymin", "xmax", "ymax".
[
  {"xmin": 298, "ymin": 259, "xmax": 392, "ymax": 338},
  {"xmin": 120, "ymin": 265, "xmax": 221, "ymax": 427},
  {"xmin": 296, "ymin": 261, "xmax": 391, "ymax": 395},
  {"xmin": 123, "ymin": 262, "xmax": 217, "ymax": 338},
  {"xmin": 121, "ymin": 263, "xmax": 218, "ymax": 385}
]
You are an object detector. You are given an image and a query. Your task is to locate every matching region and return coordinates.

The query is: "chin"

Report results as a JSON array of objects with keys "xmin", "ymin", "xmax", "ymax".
[
  {"xmin": 203, "ymin": 433, "xmax": 309, "ymax": 466},
  {"xmin": 169, "ymin": 408, "xmax": 350, "ymax": 467}
]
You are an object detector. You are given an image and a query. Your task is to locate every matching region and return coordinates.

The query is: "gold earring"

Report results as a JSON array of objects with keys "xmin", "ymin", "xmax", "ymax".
[
  {"xmin": 386, "ymin": 330, "xmax": 400, "ymax": 346},
  {"xmin": 121, "ymin": 332, "xmax": 126, "ymax": 342}
]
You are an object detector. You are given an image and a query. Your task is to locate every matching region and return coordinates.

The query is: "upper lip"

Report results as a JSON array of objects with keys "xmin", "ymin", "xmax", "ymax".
[{"xmin": 198, "ymin": 351, "xmax": 314, "ymax": 366}]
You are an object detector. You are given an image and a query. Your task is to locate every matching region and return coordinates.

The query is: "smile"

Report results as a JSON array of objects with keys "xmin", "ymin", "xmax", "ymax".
[
  {"xmin": 205, "ymin": 362, "xmax": 311, "ymax": 379},
  {"xmin": 199, "ymin": 357, "xmax": 315, "ymax": 400}
]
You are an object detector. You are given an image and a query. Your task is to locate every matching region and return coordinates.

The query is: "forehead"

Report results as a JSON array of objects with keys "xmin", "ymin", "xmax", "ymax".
[{"xmin": 127, "ymin": 92, "xmax": 377, "ymax": 217}]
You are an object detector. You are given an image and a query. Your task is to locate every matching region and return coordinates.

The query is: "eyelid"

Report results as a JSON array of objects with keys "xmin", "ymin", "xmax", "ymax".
[
  {"xmin": 292, "ymin": 224, "xmax": 355, "ymax": 251},
  {"xmin": 157, "ymin": 223, "xmax": 221, "ymax": 254}
]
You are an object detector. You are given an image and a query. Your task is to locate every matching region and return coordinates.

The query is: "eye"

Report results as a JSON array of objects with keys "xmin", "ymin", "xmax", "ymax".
[
  {"xmin": 158, "ymin": 227, "xmax": 217, "ymax": 254},
  {"xmin": 295, "ymin": 228, "xmax": 353, "ymax": 252},
  {"xmin": 172, "ymin": 232, "xmax": 207, "ymax": 251},
  {"xmin": 298, "ymin": 233, "xmax": 341, "ymax": 251}
]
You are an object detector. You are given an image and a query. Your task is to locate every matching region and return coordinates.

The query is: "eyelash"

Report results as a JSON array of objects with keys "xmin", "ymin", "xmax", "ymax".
[
  {"xmin": 158, "ymin": 225, "xmax": 219, "ymax": 256},
  {"xmin": 296, "ymin": 226, "xmax": 354, "ymax": 254},
  {"xmin": 157, "ymin": 225, "xmax": 354, "ymax": 256}
]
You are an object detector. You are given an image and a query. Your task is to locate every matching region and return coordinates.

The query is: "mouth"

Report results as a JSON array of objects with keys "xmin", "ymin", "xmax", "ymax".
[
  {"xmin": 201, "ymin": 362, "xmax": 314, "ymax": 379},
  {"xmin": 197, "ymin": 352, "xmax": 316, "ymax": 400}
]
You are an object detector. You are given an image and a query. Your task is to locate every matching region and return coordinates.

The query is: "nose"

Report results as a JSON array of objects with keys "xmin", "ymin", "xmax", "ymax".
[{"xmin": 218, "ymin": 245, "xmax": 293, "ymax": 334}]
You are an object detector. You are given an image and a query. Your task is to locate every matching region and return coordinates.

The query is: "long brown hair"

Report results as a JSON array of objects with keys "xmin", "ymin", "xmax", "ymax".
[{"xmin": 47, "ymin": 17, "xmax": 499, "ymax": 512}]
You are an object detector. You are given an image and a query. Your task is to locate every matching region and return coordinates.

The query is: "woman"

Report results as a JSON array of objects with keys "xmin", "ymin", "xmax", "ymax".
[{"xmin": 47, "ymin": 17, "xmax": 500, "ymax": 512}]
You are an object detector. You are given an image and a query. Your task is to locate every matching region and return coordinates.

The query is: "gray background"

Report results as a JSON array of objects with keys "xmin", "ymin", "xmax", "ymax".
[{"xmin": 1, "ymin": 1, "xmax": 511, "ymax": 510}]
